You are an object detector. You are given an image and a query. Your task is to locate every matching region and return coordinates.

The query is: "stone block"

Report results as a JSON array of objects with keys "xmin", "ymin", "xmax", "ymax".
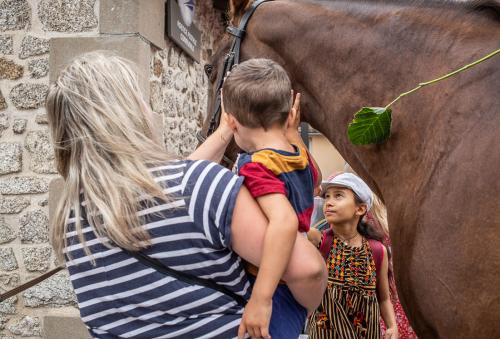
[
  {"xmin": 0, "ymin": 177, "xmax": 49, "ymax": 194},
  {"xmin": 50, "ymin": 36, "xmax": 152, "ymax": 98},
  {"xmin": 100, "ymin": 0, "xmax": 165, "ymax": 48},
  {"xmin": 21, "ymin": 247, "xmax": 51, "ymax": 272},
  {"xmin": 0, "ymin": 248, "xmax": 17, "ymax": 271},
  {"xmin": 12, "ymin": 119, "xmax": 26, "ymax": 134},
  {"xmin": 168, "ymin": 46, "xmax": 179, "ymax": 67},
  {"xmin": 27, "ymin": 58, "xmax": 48, "ymax": 78},
  {"xmin": 0, "ymin": 274, "xmax": 19, "ymax": 315},
  {"xmin": 0, "ymin": 315, "xmax": 7, "ymax": 330},
  {"xmin": 150, "ymin": 80, "xmax": 163, "ymax": 113},
  {"xmin": 0, "ymin": 295, "xmax": 17, "ymax": 315},
  {"xmin": 35, "ymin": 113, "xmax": 48, "ymax": 124},
  {"xmin": 37, "ymin": 198, "xmax": 48, "ymax": 207},
  {"xmin": 23, "ymin": 270, "xmax": 77, "ymax": 307},
  {"xmin": 43, "ymin": 316, "xmax": 91, "ymax": 339},
  {"xmin": 19, "ymin": 209, "xmax": 49, "ymax": 244},
  {"xmin": 0, "ymin": 143, "xmax": 22, "ymax": 175},
  {"xmin": 161, "ymin": 68, "xmax": 175, "ymax": 90},
  {"xmin": 7, "ymin": 315, "xmax": 41, "ymax": 336},
  {"xmin": 152, "ymin": 57, "xmax": 163, "ymax": 78},
  {"xmin": 0, "ymin": 0, "xmax": 31, "ymax": 32},
  {"xmin": 19, "ymin": 36, "xmax": 49, "ymax": 59},
  {"xmin": 0, "ymin": 113, "xmax": 7, "ymax": 131},
  {"xmin": 0, "ymin": 36, "xmax": 13, "ymax": 55},
  {"xmin": 0, "ymin": 273, "xmax": 19, "ymax": 290},
  {"xmin": 0, "ymin": 217, "xmax": 16, "ymax": 244},
  {"xmin": 38, "ymin": 0, "xmax": 97, "ymax": 32},
  {"xmin": 9, "ymin": 83, "xmax": 48, "ymax": 109},
  {"xmin": 25, "ymin": 130, "xmax": 57, "ymax": 174},
  {"xmin": 0, "ymin": 91, "xmax": 6, "ymax": 110},
  {"xmin": 0, "ymin": 58, "xmax": 22, "ymax": 80},
  {"xmin": 0, "ymin": 196, "xmax": 30, "ymax": 214}
]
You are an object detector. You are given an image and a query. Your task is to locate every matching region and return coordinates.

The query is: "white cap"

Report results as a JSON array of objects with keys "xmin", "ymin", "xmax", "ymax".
[{"xmin": 320, "ymin": 172, "xmax": 373, "ymax": 210}]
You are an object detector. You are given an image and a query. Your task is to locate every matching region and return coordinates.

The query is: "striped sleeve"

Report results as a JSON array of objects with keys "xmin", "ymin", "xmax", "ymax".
[{"xmin": 182, "ymin": 160, "xmax": 244, "ymax": 248}]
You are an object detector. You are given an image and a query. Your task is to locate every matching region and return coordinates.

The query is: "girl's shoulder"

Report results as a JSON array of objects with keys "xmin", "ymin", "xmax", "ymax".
[{"xmin": 367, "ymin": 239, "xmax": 385, "ymax": 274}]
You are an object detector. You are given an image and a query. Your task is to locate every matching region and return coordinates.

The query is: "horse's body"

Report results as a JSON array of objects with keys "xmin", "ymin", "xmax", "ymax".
[{"xmin": 205, "ymin": 1, "xmax": 500, "ymax": 337}]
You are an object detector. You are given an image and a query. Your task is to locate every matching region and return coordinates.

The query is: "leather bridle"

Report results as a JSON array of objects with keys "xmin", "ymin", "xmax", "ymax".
[{"xmin": 196, "ymin": 0, "xmax": 270, "ymax": 166}]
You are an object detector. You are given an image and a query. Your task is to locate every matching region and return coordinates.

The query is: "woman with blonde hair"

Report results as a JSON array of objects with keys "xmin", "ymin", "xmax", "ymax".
[{"xmin": 46, "ymin": 51, "xmax": 327, "ymax": 338}]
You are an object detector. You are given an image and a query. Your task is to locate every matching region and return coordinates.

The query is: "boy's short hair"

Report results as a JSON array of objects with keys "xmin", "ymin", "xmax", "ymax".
[{"xmin": 222, "ymin": 58, "xmax": 292, "ymax": 130}]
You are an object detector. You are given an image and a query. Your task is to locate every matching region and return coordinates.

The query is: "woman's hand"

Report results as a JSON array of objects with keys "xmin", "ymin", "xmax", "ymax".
[
  {"xmin": 217, "ymin": 91, "xmax": 234, "ymax": 144},
  {"xmin": 285, "ymin": 92, "xmax": 301, "ymax": 141},
  {"xmin": 307, "ymin": 228, "xmax": 322, "ymax": 247},
  {"xmin": 187, "ymin": 93, "xmax": 233, "ymax": 162}
]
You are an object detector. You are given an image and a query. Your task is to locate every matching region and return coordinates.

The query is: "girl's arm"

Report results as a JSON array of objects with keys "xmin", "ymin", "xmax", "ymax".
[{"xmin": 378, "ymin": 245, "xmax": 398, "ymax": 339}]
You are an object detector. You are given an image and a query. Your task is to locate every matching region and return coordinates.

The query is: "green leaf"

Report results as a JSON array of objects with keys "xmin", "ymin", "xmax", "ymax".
[{"xmin": 347, "ymin": 107, "xmax": 392, "ymax": 145}]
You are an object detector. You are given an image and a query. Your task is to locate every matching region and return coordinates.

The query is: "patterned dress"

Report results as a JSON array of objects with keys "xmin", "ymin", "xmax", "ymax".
[{"xmin": 308, "ymin": 235, "xmax": 381, "ymax": 339}]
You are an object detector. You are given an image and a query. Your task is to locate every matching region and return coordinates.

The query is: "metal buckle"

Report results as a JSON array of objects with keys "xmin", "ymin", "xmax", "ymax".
[{"xmin": 226, "ymin": 26, "xmax": 245, "ymax": 39}]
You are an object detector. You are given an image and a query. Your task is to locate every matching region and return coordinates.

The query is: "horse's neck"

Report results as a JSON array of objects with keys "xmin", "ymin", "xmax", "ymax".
[{"xmin": 249, "ymin": 0, "xmax": 498, "ymax": 197}]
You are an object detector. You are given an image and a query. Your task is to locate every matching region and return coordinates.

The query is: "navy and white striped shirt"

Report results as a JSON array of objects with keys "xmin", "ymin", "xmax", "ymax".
[{"xmin": 65, "ymin": 160, "xmax": 248, "ymax": 338}]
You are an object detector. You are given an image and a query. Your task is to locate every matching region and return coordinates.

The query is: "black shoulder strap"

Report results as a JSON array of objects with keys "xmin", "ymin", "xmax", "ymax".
[{"xmin": 125, "ymin": 250, "xmax": 247, "ymax": 307}]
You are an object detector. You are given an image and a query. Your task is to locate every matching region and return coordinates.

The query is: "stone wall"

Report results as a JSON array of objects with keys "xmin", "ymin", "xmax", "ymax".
[
  {"xmin": 151, "ymin": 1, "xmax": 225, "ymax": 156},
  {"xmin": 0, "ymin": 0, "xmax": 225, "ymax": 338}
]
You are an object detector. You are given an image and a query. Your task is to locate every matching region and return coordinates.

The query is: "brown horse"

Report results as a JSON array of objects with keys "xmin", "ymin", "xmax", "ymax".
[{"xmin": 203, "ymin": 0, "xmax": 500, "ymax": 338}]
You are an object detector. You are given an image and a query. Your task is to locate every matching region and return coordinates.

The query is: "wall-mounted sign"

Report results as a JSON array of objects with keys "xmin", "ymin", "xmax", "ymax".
[{"xmin": 166, "ymin": 0, "xmax": 201, "ymax": 62}]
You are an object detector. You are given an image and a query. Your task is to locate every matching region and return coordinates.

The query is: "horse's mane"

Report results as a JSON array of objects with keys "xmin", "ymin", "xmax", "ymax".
[{"xmin": 228, "ymin": 0, "xmax": 500, "ymax": 23}]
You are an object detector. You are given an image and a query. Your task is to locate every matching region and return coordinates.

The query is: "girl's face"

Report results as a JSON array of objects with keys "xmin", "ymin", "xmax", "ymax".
[{"xmin": 323, "ymin": 186, "xmax": 367, "ymax": 224}]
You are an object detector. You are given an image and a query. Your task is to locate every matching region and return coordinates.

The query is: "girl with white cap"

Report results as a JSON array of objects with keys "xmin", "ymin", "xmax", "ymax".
[{"xmin": 307, "ymin": 173, "xmax": 398, "ymax": 339}]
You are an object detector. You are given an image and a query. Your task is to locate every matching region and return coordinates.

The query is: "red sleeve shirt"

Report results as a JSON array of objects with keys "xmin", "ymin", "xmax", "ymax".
[{"xmin": 238, "ymin": 162, "xmax": 287, "ymax": 198}]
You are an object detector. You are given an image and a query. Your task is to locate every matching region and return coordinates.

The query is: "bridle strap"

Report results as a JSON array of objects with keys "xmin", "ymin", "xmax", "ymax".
[{"xmin": 202, "ymin": 0, "xmax": 271, "ymax": 166}]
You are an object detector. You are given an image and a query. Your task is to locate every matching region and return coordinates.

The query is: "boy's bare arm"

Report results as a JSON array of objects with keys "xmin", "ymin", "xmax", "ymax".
[{"xmin": 238, "ymin": 193, "xmax": 298, "ymax": 339}]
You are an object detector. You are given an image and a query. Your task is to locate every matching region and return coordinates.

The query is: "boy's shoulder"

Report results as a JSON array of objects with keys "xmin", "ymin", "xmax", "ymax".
[{"xmin": 237, "ymin": 145, "xmax": 310, "ymax": 176}]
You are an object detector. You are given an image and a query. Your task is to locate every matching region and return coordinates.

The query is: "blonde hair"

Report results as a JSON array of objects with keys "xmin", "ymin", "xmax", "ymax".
[
  {"xmin": 46, "ymin": 51, "xmax": 175, "ymax": 262},
  {"xmin": 370, "ymin": 193, "xmax": 389, "ymax": 235}
]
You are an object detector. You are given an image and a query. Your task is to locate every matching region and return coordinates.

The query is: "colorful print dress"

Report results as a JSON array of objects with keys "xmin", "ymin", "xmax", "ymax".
[{"xmin": 308, "ymin": 235, "xmax": 381, "ymax": 339}]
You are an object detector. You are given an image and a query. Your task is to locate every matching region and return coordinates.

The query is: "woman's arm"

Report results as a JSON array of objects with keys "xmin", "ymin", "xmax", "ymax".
[
  {"xmin": 188, "ymin": 113, "xmax": 233, "ymax": 163},
  {"xmin": 230, "ymin": 186, "xmax": 328, "ymax": 312},
  {"xmin": 378, "ymin": 245, "xmax": 398, "ymax": 339}
]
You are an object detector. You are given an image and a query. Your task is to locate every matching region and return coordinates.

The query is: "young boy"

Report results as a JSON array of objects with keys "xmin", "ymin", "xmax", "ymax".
[{"xmin": 221, "ymin": 58, "xmax": 321, "ymax": 339}]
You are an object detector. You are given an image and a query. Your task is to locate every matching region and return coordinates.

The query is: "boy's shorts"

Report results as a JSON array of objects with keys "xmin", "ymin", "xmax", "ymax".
[{"xmin": 248, "ymin": 275, "xmax": 307, "ymax": 339}]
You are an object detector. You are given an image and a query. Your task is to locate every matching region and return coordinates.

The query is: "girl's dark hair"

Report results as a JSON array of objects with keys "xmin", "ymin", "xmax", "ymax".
[
  {"xmin": 354, "ymin": 194, "xmax": 396, "ymax": 294},
  {"xmin": 354, "ymin": 194, "xmax": 384, "ymax": 241},
  {"xmin": 357, "ymin": 219, "xmax": 384, "ymax": 242}
]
